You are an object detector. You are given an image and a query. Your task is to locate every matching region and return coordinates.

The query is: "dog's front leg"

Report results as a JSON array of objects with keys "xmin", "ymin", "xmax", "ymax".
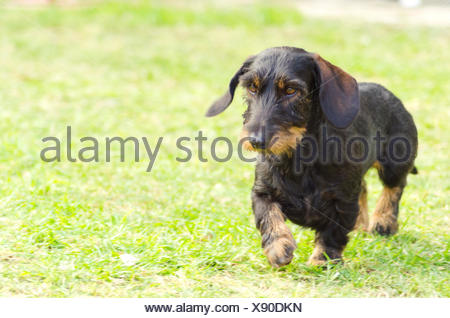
[
  {"xmin": 308, "ymin": 230, "xmax": 346, "ymax": 266},
  {"xmin": 307, "ymin": 201, "xmax": 358, "ymax": 266},
  {"xmin": 252, "ymin": 192, "xmax": 297, "ymax": 268}
]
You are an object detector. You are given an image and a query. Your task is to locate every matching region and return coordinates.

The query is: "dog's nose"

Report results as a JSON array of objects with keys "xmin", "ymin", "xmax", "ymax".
[{"xmin": 249, "ymin": 134, "xmax": 266, "ymax": 150}]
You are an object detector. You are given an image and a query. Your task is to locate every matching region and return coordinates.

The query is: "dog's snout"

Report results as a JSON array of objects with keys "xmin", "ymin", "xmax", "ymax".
[{"xmin": 249, "ymin": 133, "xmax": 266, "ymax": 150}]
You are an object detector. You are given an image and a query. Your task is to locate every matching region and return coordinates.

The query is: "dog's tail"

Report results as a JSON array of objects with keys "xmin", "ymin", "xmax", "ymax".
[{"xmin": 410, "ymin": 166, "xmax": 418, "ymax": 175}]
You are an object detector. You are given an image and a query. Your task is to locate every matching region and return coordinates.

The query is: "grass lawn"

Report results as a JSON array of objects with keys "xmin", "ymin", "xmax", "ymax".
[{"xmin": 0, "ymin": 1, "xmax": 448, "ymax": 297}]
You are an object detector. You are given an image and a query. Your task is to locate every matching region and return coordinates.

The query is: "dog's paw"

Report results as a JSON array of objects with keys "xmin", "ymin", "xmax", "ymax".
[
  {"xmin": 369, "ymin": 215, "xmax": 398, "ymax": 236},
  {"xmin": 263, "ymin": 237, "xmax": 297, "ymax": 268},
  {"xmin": 307, "ymin": 255, "xmax": 342, "ymax": 267},
  {"xmin": 307, "ymin": 246, "xmax": 342, "ymax": 267},
  {"xmin": 306, "ymin": 256, "xmax": 327, "ymax": 267}
]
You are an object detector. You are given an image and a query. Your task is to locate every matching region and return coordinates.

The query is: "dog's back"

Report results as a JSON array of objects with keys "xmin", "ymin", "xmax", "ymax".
[
  {"xmin": 355, "ymin": 82, "xmax": 418, "ymax": 183},
  {"xmin": 358, "ymin": 82, "xmax": 417, "ymax": 141}
]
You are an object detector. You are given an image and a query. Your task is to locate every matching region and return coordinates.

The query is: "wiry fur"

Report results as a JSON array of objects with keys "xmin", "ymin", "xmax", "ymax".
[{"xmin": 207, "ymin": 47, "xmax": 418, "ymax": 267}]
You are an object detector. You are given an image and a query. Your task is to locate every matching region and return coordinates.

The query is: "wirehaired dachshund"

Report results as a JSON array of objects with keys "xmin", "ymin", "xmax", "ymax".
[{"xmin": 206, "ymin": 47, "xmax": 418, "ymax": 267}]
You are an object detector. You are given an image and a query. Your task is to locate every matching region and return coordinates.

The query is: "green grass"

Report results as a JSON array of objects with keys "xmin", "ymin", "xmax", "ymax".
[{"xmin": 0, "ymin": 1, "xmax": 449, "ymax": 297}]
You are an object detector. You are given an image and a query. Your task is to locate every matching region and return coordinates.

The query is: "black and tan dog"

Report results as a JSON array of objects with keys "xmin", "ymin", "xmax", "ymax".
[{"xmin": 206, "ymin": 47, "xmax": 417, "ymax": 267}]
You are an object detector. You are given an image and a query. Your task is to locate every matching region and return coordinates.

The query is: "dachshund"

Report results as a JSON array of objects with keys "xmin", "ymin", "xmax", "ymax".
[{"xmin": 206, "ymin": 47, "xmax": 418, "ymax": 267}]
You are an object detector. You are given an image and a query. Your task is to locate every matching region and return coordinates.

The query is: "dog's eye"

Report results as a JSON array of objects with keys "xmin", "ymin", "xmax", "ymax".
[
  {"xmin": 248, "ymin": 83, "xmax": 258, "ymax": 95},
  {"xmin": 285, "ymin": 87, "xmax": 297, "ymax": 96}
]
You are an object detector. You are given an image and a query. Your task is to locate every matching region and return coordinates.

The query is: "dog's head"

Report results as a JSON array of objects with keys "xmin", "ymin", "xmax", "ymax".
[{"xmin": 206, "ymin": 47, "xmax": 360, "ymax": 155}]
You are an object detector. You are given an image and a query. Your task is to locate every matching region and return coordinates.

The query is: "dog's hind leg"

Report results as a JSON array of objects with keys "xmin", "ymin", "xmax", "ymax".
[
  {"xmin": 369, "ymin": 185, "xmax": 403, "ymax": 236},
  {"xmin": 369, "ymin": 161, "xmax": 408, "ymax": 236},
  {"xmin": 354, "ymin": 179, "xmax": 369, "ymax": 231}
]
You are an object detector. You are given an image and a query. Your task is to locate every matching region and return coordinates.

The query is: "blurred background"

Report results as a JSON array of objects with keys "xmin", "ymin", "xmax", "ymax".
[{"xmin": 6, "ymin": 0, "xmax": 450, "ymax": 27}]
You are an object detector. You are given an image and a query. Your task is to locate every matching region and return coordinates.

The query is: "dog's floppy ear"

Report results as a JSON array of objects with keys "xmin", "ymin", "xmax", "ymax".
[
  {"xmin": 205, "ymin": 56, "xmax": 255, "ymax": 117},
  {"xmin": 313, "ymin": 54, "xmax": 360, "ymax": 129}
]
